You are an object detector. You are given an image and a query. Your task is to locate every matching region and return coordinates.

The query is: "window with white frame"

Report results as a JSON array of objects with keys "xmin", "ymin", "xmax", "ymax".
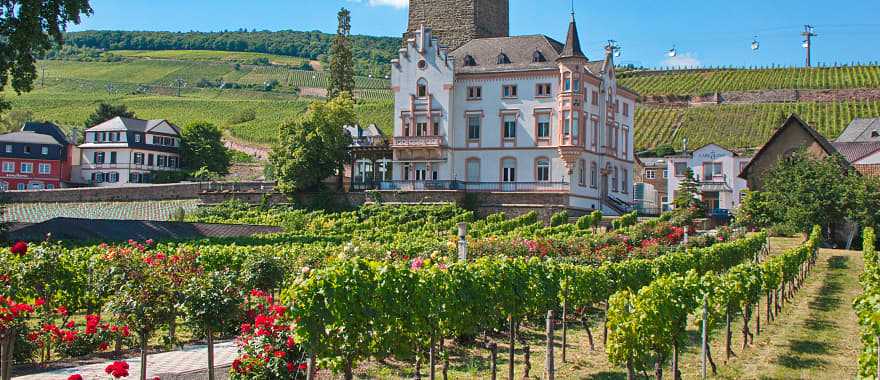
[
  {"xmin": 38, "ymin": 163, "xmax": 51, "ymax": 175},
  {"xmin": 416, "ymin": 78, "xmax": 428, "ymax": 98},
  {"xmin": 502, "ymin": 158, "xmax": 516, "ymax": 182},
  {"xmin": 674, "ymin": 162, "xmax": 688, "ymax": 177},
  {"xmin": 502, "ymin": 85, "xmax": 518, "ymax": 98},
  {"xmin": 467, "ymin": 86, "xmax": 482, "ymax": 100},
  {"xmin": 20, "ymin": 162, "xmax": 33, "ymax": 174},
  {"xmin": 41, "ymin": 146, "xmax": 49, "ymax": 155},
  {"xmin": 537, "ymin": 114, "xmax": 551, "ymax": 139},
  {"xmin": 703, "ymin": 162, "xmax": 723, "ymax": 180},
  {"xmin": 4, "ymin": 145, "xmax": 11, "ymax": 153},
  {"xmin": 17, "ymin": 183, "xmax": 25, "ymax": 190},
  {"xmin": 416, "ymin": 121, "xmax": 428, "ymax": 136},
  {"xmin": 134, "ymin": 153, "xmax": 145, "ymax": 165},
  {"xmin": 466, "ymin": 158, "xmax": 481, "ymax": 182},
  {"xmin": 591, "ymin": 119, "xmax": 598, "ymax": 149},
  {"xmin": 622, "ymin": 169, "xmax": 629, "ymax": 193},
  {"xmin": 562, "ymin": 111, "xmax": 571, "ymax": 136},
  {"xmin": 536, "ymin": 83, "xmax": 552, "ymax": 97},
  {"xmin": 645, "ymin": 169, "xmax": 656, "ymax": 179},
  {"xmin": 572, "ymin": 112, "xmax": 580, "ymax": 139},
  {"xmin": 536, "ymin": 158, "xmax": 550, "ymax": 182},
  {"xmin": 612, "ymin": 167, "xmax": 619, "ymax": 192},
  {"xmin": 590, "ymin": 161, "xmax": 598, "ymax": 188},
  {"xmin": 467, "ymin": 115, "xmax": 481, "ymax": 140},
  {"xmin": 503, "ymin": 115, "xmax": 516, "ymax": 139},
  {"xmin": 94, "ymin": 152, "xmax": 105, "ymax": 164},
  {"xmin": 578, "ymin": 159, "xmax": 586, "ymax": 187},
  {"xmin": 2, "ymin": 162, "xmax": 13, "ymax": 173}
]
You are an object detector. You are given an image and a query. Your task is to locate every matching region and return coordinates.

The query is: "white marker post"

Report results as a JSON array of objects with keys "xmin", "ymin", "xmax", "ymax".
[{"xmin": 457, "ymin": 222, "xmax": 468, "ymax": 261}]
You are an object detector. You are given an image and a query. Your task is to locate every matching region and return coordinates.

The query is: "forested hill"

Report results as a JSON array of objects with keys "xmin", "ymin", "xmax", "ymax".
[{"xmin": 64, "ymin": 30, "xmax": 402, "ymax": 76}]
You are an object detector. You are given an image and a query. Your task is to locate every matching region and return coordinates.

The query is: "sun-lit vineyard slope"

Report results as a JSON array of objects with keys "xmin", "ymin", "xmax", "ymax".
[
  {"xmin": 634, "ymin": 100, "xmax": 880, "ymax": 150},
  {"xmin": 625, "ymin": 64, "xmax": 880, "ymax": 150},
  {"xmin": 618, "ymin": 65, "xmax": 880, "ymax": 96}
]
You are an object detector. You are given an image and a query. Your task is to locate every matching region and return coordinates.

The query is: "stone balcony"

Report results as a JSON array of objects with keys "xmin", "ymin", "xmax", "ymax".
[{"xmin": 392, "ymin": 135, "xmax": 444, "ymax": 148}]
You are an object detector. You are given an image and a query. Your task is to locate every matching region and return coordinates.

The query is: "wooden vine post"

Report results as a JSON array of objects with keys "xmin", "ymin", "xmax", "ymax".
[
  {"xmin": 545, "ymin": 310, "xmax": 555, "ymax": 380},
  {"xmin": 306, "ymin": 353, "xmax": 317, "ymax": 380},
  {"xmin": 561, "ymin": 300, "xmax": 568, "ymax": 363},
  {"xmin": 876, "ymin": 335, "xmax": 880, "ymax": 380},
  {"xmin": 508, "ymin": 318, "xmax": 516, "ymax": 380},
  {"xmin": 700, "ymin": 295, "xmax": 708, "ymax": 380},
  {"xmin": 457, "ymin": 222, "xmax": 468, "ymax": 261},
  {"xmin": 429, "ymin": 334, "xmax": 436, "ymax": 380},
  {"xmin": 489, "ymin": 342, "xmax": 498, "ymax": 380}
]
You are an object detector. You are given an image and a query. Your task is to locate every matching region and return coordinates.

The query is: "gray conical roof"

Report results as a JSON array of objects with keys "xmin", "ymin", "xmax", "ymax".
[{"xmin": 558, "ymin": 15, "xmax": 585, "ymax": 59}]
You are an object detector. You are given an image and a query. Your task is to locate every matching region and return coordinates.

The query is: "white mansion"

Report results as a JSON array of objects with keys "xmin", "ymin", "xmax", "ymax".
[
  {"xmin": 389, "ymin": 17, "xmax": 637, "ymax": 214},
  {"xmin": 78, "ymin": 117, "xmax": 183, "ymax": 186}
]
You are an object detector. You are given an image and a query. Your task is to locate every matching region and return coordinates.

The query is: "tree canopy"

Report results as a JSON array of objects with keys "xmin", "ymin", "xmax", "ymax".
[
  {"xmin": 737, "ymin": 150, "xmax": 880, "ymax": 234},
  {"xmin": 269, "ymin": 93, "xmax": 354, "ymax": 193},
  {"xmin": 0, "ymin": 0, "xmax": 93, "ymax": 112},
  {"xmin": 180, "ymin": 121, "xmax": 231, "ymax": 175},
  {"xmin": 83, "ymin": 102, "xmax": 134, "ymax": 127}
]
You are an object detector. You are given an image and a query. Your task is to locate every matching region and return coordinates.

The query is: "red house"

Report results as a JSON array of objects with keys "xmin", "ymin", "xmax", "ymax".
[{"xmin": 0, "ymin": 122, "xmax": 74, "ymax": 191}]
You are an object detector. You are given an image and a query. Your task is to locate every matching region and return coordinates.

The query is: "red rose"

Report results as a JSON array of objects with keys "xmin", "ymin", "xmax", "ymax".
[
  {"xmin": 10, "ymin": 241, "xmax": 27, "ymax": 256},
  {"xmin": 34, "ymin": 298, "xmax": 45, "ymax": 307},
  {"xmin": 286, "ymin": 336, "xmax": 296, "ymax": 349},
  {"xmin": 68, "ymin": 375, "xmax": 83, "ymax": 380},
  {"xmin": 274, "ymin": 350, "xmax": 286, "ymax": 358},
  {"xmin": 286, "ymin": 361, "xmax": 294, "ymax": 372},
  {"xmin": 56, "ymin": 306, "xmax": 68, "ymax": 316}
]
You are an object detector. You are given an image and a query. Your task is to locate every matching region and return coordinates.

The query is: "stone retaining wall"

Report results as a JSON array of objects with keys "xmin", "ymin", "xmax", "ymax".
[
  {"xmin": 2, "ymin": 183, "xmax": 202, "ymax": 203},
  {"xmin": 642, "ymin": 88, "xmax": 880, "ymax": 107}
]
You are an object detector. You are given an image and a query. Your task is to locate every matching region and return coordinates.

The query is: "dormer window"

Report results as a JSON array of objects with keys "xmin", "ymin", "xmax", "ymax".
[
  {"xmin": 416, "ymin": 78, "xmax": 428, "ymax": 98},
  {"xmin": 532, "ymin": 50, "xmax": 546, "ymax": 63},
  {"xmin": 872, "ymin": 130, "xmax": 880, "ymax": 138},
  {"xmin": 463, "ymin": 55, "xmax": 477, "ymax": 67},
  {"xmin": 497, "ymin": 52, "xmax": 511, "ymax": 65}
]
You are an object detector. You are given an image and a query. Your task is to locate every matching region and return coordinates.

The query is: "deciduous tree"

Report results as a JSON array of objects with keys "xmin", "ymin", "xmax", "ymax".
[
  {"xmin": 180, "ymin": 121, "xmax": 230, "ymax": 175},
  {"xmin": 83, "ymin": 102, "xmax": 134, "ymax": 128},
  {"xmin": 0, "ymin": 0, "xmax": 93, "ymax": 112},
  {"xmin": 269, "ymin": 94, "xmax": 353, "ymax": 193}
]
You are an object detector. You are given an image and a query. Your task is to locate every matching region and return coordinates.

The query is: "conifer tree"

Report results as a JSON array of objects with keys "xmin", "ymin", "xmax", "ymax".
[{"xmin": 327, "ymin": 8, "xmax": 355, "ymax": 99}]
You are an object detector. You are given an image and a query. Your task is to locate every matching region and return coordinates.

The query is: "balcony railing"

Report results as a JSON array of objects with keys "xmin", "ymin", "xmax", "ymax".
[
  {"xmin": 350, "ymin": 136, "xmax": 389, "ymax": 147},
  {"xmin": 351, "ymin": 180, "xmax": 569, "ymax": 192},
  {"xmin": 392, "ymin": 136, "xmax": 443, "ymax": 147}
]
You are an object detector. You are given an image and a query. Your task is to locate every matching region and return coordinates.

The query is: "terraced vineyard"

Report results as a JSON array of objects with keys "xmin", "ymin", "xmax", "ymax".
[
  {"xmin": 634, "ymin": 100, "xmax": 880, "ymax": 149},
  {"xmin": 619, "ymin": 65, "xmax": 880, "ymax": 96}
]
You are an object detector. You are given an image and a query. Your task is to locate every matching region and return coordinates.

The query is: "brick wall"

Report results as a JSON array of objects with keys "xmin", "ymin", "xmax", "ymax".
[
  {"xmin": 406, "ymin": 0, "xmax": 508, "ymax": 50},
  {"xmin": 2, "ymin": 182, "xmax": 202, "ymax": 203}
]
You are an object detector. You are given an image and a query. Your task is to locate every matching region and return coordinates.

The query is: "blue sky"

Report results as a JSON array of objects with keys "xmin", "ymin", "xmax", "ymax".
[{"xmin": 67, "ymin": 0, "xmax": 880, "ymax": 69}]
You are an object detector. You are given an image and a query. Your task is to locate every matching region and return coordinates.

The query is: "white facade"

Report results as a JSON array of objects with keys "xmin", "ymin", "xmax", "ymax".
[
  {"xmin": 390, "ymin": 22, "xmax": 636, "ymax": 214},
  {"xmin": 666, "ymin": 144, "xmax": 751, "ymax": 211},
  {"xmin": 78, "ymin": 117, "xmax": 182, "ymax": 187}
]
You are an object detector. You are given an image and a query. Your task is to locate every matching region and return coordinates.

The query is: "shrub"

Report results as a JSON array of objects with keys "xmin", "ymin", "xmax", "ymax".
[
  {"xmin": 576, "ymin": 214, "xmax": 593, "ymax": 230},
  {"xmin": 550, "ymin": 211, "xmax": 569, "ymax": 227}
]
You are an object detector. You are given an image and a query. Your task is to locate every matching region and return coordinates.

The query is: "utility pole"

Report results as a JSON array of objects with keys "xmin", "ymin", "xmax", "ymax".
[
  {"xmin": 175, "ymin": 77, "xmax": 186, "ymax": 97},
  {"xmin": 801, "ymin": 25, "xmax": 817, "ymax": 67}
]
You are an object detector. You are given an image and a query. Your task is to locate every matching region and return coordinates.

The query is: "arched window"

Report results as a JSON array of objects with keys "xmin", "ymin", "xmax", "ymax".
[
  {"xmin": 536, "ymin": 158, "xmax": 550, "ymax": 182},
  {"xmin": 466, "ymin": 158, "xmax": 481, "ymax": 182},
  {"xmin": 497, "ymin": 52, "xmax": 511, "ymax": 64},
  {"xmin": 501, "ymin": 158, "xmax": 516, "ymax": 182},
  {"xmin": 612, "ymin": 166, "xmax": 619, "ymax": 192},
  {"xmin": 416, "ymin": 78, "xmax": 428, "ymax": 98},
  {"xmin": 463, "ymin": 55, "xmax": 477, "ymax": 67},
  {"xmin": 532, "ymin": 50, "xmax": 546, "ymax": 63}
]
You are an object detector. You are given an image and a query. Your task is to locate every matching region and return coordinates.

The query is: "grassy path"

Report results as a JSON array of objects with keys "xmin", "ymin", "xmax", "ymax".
[
  {"xmin": 350, "ymin": 238, "xmax": 863, "ymax": 379},
  {"xmin": 697, "ymin": 247, "xmax": 863, "ymax": 379}
]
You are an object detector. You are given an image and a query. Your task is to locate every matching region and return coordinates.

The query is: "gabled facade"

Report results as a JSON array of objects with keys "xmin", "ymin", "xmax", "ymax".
[
  {"xmin": 667, "ymin": 144, "xmax": 751, "ymax": 211},
  {"xmin": 740, "ymin": 114, "xmax": 839, "ymax": 190},
  {"xmin": 0, "ymin": 122, "xmax": 74, "ymax": 191},
  {"xmin": 389, "ymin": 16, "xmax": 637, "ymax": 215},
  {"xmin": 79, "ymin": 117, "xmax": 182, "ymax": 186}
]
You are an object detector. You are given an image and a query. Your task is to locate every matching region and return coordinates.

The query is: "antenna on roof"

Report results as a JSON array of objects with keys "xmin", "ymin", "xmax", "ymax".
[{"xmin": 570, "ymin": 0, "xmax": 575, "ymax": 19}]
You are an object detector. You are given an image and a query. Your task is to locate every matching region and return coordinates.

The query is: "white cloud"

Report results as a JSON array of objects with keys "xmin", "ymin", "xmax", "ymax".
[
  {"xmin": 348, "ymin": 0, "xmax": 408, "ymax": 9},
  {"xmin": 662, "ymin": 52, "xmax": 701, "ymax": 68}
]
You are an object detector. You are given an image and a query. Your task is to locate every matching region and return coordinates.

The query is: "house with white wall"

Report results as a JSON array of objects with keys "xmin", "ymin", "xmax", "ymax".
[
  {"xmin": 666, "ymin": 144, "xmax": 751, "ymax": 211},
  {"xmin": 388, "ymin": 16, "xmax": 637, "ymax": 215},
  {"xmin": 78, "ymin": 117, "xmax": 182, "ymax": 186}
]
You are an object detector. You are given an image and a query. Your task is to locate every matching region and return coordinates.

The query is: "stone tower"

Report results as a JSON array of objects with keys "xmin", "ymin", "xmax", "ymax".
[{"xmin": 405, "ymin": 0, "xmax": 509, "ymax": 51}]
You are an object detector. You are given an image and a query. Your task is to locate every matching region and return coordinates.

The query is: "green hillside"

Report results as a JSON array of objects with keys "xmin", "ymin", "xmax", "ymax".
[
  {"xmin": 2, "ymin": 77, "xmax": 394, "ymax": 145},
  {"xmin": 619, "ymin": 65, "xmax": 880, "ymax": 96},
  {"xmin": 634, "ymin": 100, "xmax": 880, "ymax": 149},
  {"xmin": 111, "ymin": 49, "xmax": 311, "ymax": 66}
]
